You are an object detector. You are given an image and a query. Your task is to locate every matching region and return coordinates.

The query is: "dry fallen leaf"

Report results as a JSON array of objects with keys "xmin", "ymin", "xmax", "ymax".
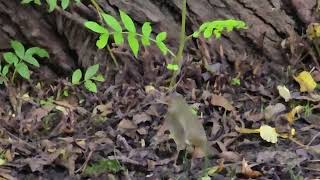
[
  {"xmin": 166, "ymin": 96, "xmax": 208, "ymax": 156},
  {"xmin": 287, "ymin": 105, "xmax": 303, "ymax": 124},
  {"xmin": 92, "ymin": 103, "xmax": 112, "ymax": 117},
  {"xmin": 117, "ymin": 119, "xmax": 137, "ymax": 130},
  {"xmin": 294, "ymin": 71, "xmax": 317, "ymax": 92},
  {"xmin": 259, "ymin": 125, "xmax": 278, "ymax": 143},
  {"xmin": 237, "ymin": 125, "xmax": 278, "ymax": 143},
  {"xmin": 211, "ymin": 94, "xmax": 235, "ymax": 111},
  {"xmin": 277, "ymin": 85, "xmax": 291, "ymax": 102},
  {"xmin": 241, "ymin": 159, "xmax": 262, "ymax": 178},
  {"xmin": 264, "ymin": 103, "xmax": 286, "ymax": 120}
]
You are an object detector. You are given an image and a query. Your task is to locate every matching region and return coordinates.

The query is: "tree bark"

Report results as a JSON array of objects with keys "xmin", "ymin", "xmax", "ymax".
[{"xmin": 0, "ymin": 0, "xmax": 318, "ymax": 73}]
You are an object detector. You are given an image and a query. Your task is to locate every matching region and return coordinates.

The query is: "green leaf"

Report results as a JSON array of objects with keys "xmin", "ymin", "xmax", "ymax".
[
  {"xmin": 47, "ymin": 0, "xmax": 57, "ymax": 12},
  {"xmin": 141, "ymin": 22, "xmax": 152, "ymax": 46},
  {"xmin": 203, "ymin": 24, "xmax": 214, "ymax": 38},
  {"xmin": 119, "ymin": 10, "xmax": 136, "ymax": 32},
  {"xmin": 34, "ymin": 0, "xmax": 41, "ymax": 5},
  {"xmin": 72, "ymin": 69, "xmax": 82, "ymax": 85},
  {"xmin": 113, "ymin": 32, "xmax": 124, "ymax": 45},
  {"xmin": 3, "ymin": 52, "xmax": 19, "ymax": 65},
  {"xmin": 83, "ymin": 159, "xmax": 122, "ymax": 176},
  {"xmin": 166, "ymin": 63, "xmax": 179, "ymax": 71},
  {"xmin": 84, "ymin": 80, "xmax": 97, "ymax": 93},
  {"xmin": 22, "ymin": 56, "xmax": 39, "ymax": 67},
  {"xmin": 2, "ymin": 65, "xmax": 9, "ymax": 76},
  {"xmin": 156, "ymin": 32, "xmax": 167, "ymax": 42},
  {"xmin": 84, "ymin": 21, "xmax": 108, "ymax": 34},
  {"xmin": 21, "ymin": 0, "xmax": 34, "ymax": 4},
  {"xmin": 102, "ymin": 13, "xmax": 122, "ymax": 32},
  {"xmin": 156, "ymin": 41, "xmax": 168, "ymax": 55},
  {"xmin": 25, "ymin": 47, "xmax": 49, "ymax": 58},
  {"xmin": 96, "ymin": 33, "xmax": 109, "ymax": 49},
  {"xmin": 193, "ymin": 22, "xmax": 210, "ymax": 38},
  {"xmin": 61, "ymin": 0, "xmax": 70, "ymax": 10},
  {"xmin": 127, "ymin": 33, "xmax": 139, "ymax": 57},
  {"xmin": 16, "ymin": 62, "xmax": 30, "ymax": 80},
  {"xmin": 11, "ymin": 40, "xmax": 25, "ymax": 59},
  {"xmin": 85, "ymin": 64, "xmax": 99, "ymax": 80},
  {"xmin": 91, "ymin": 74, "xmax": 105, "ymax": 82}
]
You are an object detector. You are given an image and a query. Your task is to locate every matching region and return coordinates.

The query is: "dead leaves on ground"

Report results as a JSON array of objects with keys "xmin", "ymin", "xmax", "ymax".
[{"xmin": 211, "ymin": 94, "xmax": 235, "ymax": 112}]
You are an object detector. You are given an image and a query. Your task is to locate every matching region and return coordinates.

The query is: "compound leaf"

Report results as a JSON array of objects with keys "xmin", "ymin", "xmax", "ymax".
[
  {"xmin": 84, "ymin": 80, "xmax": 97, "ymax": 93},
  {"xmin": 85, "ymin": 64, "xmax": 99, "ymax": 80},
  {"xmin": 127, "ymin": 33, "xmax": 139, "ymax": 57},
  {"xmin": 84, "ymin": 21, "xmax": 108, "ymax": 34},
  {"xmin": 11, "ymin": 40, "xmax": 25, "ymax": 59},
  {"xmin": 72, "ymin": 69, "xmax": 82, "ymax": 85},
  {"xmin": 16, "ymin": 62, "xmax": 30, "ymax": 80},
  {"xmin": 119, "ymin": 10, "xmax": 136, "ymax": 33}
]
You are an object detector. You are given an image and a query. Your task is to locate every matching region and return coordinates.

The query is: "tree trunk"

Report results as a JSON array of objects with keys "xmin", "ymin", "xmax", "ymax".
[{"xmin": 0, "ymin": 0, "xmax": 318, "ymax": 74}]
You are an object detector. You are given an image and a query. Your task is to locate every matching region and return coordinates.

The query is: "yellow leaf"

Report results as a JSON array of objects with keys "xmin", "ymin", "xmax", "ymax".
[
  {"xmin": 287, "ymin": 106, "xmax": 303, "ymax": 124},
  {"xmin": 307, "ymin": 23, "xmax": 320, "ymax": 40},
  {"xmin": 293, "ymin": 71, "xmax": 317, "ymax": 92},
  {"xmin": 259, "ymin": 125, "xmax": 278, "ymax": 143},
  {"xmin": 0, "ymin": 158, "xmax": 6, "ymax": 166},
  {"xmin": 277, "ymin": 85, "xmax": 291, "ymax": 102}
]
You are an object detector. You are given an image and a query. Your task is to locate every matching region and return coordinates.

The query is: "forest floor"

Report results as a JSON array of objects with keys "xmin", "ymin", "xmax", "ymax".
[{"xmin": 1, "ymin": 38, "xmax": 320, "ymax": 180}]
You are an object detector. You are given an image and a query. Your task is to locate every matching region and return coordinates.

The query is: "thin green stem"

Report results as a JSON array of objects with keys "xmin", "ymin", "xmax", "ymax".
[
  {"xmin": 90, "ymin": 0, "xmax": 119, "ymax": 69},
  {"xmin": 11, "ymin": 69, "xmax": 17, "ymax": 84},
  {"xmin": 169, "ymin": 0, "xmax": 187, "ymax": 88},
  {"xmin": 109, "ymin": 31, "xmax": 176, "ymax": 57}
]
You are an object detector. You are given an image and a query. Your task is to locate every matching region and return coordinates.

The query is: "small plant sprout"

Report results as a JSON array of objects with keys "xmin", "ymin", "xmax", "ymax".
[
  {"xmin": 71, "ymin": 64, "xmax": 105, "ymax": 93},
  {"xmin": 2, "ymin": 40, "xmax": 49, "ymax": 83},
  {"xmin": 231, "ymin": 77, "xmax": 241, "ymax": 86},
  {"xmin": 21, "ymin": 0, "xmax": 81, "ymax": 11}
]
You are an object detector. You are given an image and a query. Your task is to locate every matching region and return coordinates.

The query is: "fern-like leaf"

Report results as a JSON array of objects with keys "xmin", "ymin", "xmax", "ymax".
[{"xmin": 193, "ymin": 19, "xmax": 246, "ymax": 39}]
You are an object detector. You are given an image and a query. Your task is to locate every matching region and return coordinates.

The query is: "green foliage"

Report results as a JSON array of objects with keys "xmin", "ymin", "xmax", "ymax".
[
  {"xmin": 1, "ymin": 40, "xmax": 48, "ymax": 82},
  {"xmin": 166, "ymin": 63, "xmax": 179, "ymax": 71},
  {"xmin": 84, "ymin": 9, "xmax": 246, "ymax": 74},
  {"xmin": 193, "ymin": 19, "xmax": 247, "ymax": 39},
  {"xmin": 230, "ymin": 77, "xmax": 241, "ymax": 86},
  {"xmin": 21, "ymin": 0, "xmax": 81, "ymax": 11},
  {"xmin": 83, "ymin": 159, "xmax": 122, "ymax": 176},
  {"xmin": 84, "ymin": 10, "xmax": 170, "ymax": 58},
  {"xmin": 71, "ymin": 64, "xmax": 105, "ymax": 93}
]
